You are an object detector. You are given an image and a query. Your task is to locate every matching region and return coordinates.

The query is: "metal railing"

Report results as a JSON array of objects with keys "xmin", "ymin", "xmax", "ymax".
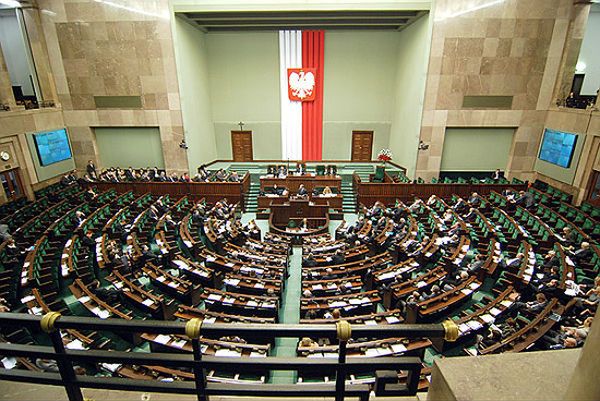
[{"xmin": 0, "ymin": 312, "xmax": 458, "ymax": 401}]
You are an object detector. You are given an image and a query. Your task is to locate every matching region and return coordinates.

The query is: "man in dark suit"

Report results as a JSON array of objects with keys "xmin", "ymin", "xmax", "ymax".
[
  {"xmin": 514, "ymin": 190, "xmax": 535, "ymax": 209},
  {"xmin": 303, "ymin": 253, "xmax": 317, "ymax": 267},
  {"xmin": 571, "ymin": 242, "xmax": 592, "ymax": 265},
  {"xmin": 125, "ymin": 167, "xmax": 135, "ymax": 181},
  {"xmin": 297, "ymin": 184, "xmax": 308, "ymax": 197},
  {"xmin": 332, "ymin": 250, "xmax": 345, "ymax": 265},
  {"xmin": 500, "ymin": 252, "xmax": 525, "ymax": 269},
  {"xmin": 271, "ymin": 184, "xmax": 284, "ymax": 196},
  {"xmin": 86, "ymin": 160, "xmax": 97, "ymax": 179}
]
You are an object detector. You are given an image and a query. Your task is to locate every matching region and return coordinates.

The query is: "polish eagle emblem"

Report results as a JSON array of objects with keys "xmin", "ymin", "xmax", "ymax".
[{"xmin": 288, "ymin": 68, "xmax": 316, "ymax": 101}]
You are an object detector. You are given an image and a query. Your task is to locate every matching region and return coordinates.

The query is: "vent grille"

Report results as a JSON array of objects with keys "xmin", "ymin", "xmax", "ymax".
[
  {"xmin": 94, "ymin": 96, "xmax": 143, "ymax": 109},
  {"xmin": 462, "ymin": 96, "xmax": 513, "ymax": 109}
]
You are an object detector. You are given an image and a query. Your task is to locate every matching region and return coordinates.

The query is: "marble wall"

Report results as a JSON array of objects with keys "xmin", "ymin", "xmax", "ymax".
[
  {"xmin": 415, "ymin": 0, "xmax": 578, "ymax": 182},
  {"xmin": 35, "ymin": 0, "xmax": 188, "ymax": 172}
]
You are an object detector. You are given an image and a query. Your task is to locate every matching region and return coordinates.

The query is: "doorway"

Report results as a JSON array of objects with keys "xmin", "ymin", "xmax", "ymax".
[
  {"xmin": 231, "ymin": 131, "xmax": 253, "ymax": 161},
  {"xmin": 351, "ymin": 131, "xmax": 374, "ymax": 161},
  {"xmin": 0, "ymin": 168, "xmax": 24, "ymax": 201},
  {"xmin": 586, "ymin": 170, "xmax": 600, "ymax": 207}
]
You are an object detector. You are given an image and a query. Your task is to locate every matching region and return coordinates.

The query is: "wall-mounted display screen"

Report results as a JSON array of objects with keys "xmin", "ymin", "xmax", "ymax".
[
  {"xmin": 538, "ymin": 129, "xmax": 578, "ymax": 169},
  {"xmin": 33, "ymin": 128, "xmax": 73, "ymax": 166}
]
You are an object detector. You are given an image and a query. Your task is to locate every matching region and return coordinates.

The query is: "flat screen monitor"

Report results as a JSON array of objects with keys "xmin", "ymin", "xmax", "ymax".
[
  {"xmin": 538, "ymin": 129, "xmax": 577, "ymax": 169},
  {"xmin": 33, "ymin": 128, "xmax": 73, "ymax": 166}
]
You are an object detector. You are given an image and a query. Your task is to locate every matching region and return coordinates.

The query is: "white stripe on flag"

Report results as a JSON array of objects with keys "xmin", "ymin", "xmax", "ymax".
[{"xmin": 279, "ymin": 30, "xmax": 302, "ymax": 160}]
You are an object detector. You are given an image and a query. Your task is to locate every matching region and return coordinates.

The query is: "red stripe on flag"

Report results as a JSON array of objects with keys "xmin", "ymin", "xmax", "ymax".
[{"xmin": 302, "ymin": 30, "xmax": 324, "ymax": 160}]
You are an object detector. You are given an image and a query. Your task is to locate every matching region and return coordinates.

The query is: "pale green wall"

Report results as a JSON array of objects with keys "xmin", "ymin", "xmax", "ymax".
[
  {"xmin": 26, "ymin": 130, "xmax": 76, "ymax": 182},
  {"xmin": 94, "ymin": 127, "xmax": 165, "ymax": 169},
  {"xmin": 389, "ymin": 14, "xmax": 431, "ymax": 177},
  {"xmin": 534, "ymin": 130, "xmax": 587, "ymax": 185},
  {"xmin": 441, "ymin": 128, "xmax": 515, "ymax": 171},
  {"xmin": 206, "ymin": 31, "xmax": 281, "ymax": 159},
  {"xmin": 323, "ymin": 30, "xmax": 400, "ymax": 160},
  {"xmin": 173, "ymin": 17, "xmax": 217, "ymax": 171},
  {"xmin": 174, "ymin": 22, "xmax": 432, "ymax": 162}
]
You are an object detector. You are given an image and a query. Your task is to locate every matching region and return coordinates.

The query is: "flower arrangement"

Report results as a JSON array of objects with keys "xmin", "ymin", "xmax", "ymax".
[{"xmin": 377, "ymin": 148, "xmax": 393, "ymax": 163}]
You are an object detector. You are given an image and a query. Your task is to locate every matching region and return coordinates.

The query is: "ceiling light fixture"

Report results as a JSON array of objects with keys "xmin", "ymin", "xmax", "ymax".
[
  {"xmin": 93, "ymin": 0, "xmax": 168, "ymax": 20},
  {"xmin": 435, "ymin": 0, "xmax": 505, "ymax": 22}
]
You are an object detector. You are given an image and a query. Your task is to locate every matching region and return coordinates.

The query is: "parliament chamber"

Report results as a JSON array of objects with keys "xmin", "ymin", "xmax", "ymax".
[{"xmin": 1, "ymin": 0, "xmax": 600, "ymax": 400}]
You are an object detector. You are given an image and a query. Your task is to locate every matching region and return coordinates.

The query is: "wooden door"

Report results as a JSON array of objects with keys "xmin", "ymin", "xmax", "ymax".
[
  {"xmin": 351, "ymin": 131, "xmax": 374, "ymax": 161},
  {"xmin": 231, "ymin": 131, "xmax": 253, "ymax": 161},
  {"xmin": 0, "ymin": 168, "xmax": 24, "ymax": 201},
  {"xmin": 586, "ymin": 170, "xmax": 600, "ymax": 207}
]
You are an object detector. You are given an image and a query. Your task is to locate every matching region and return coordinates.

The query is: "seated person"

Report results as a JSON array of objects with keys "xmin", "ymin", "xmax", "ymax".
[
  {"xmin": 571, "ymin": 241, "xmax": 592, "ymax": 265},
  {"xmin": 303, "ymin": 252, "xmax": 317, "ymax": 267},
  {"xmin": 299, "ymin": 337, "xmax": 318, "ymax": 348},
  {"xmin": 465, "ymin": 253, "xmax": 486, "ymax": 273},
  {"xmin": 331, "ymin": 250, "xmax": 346, "ymax": 265},
  {"xmin": 196, "ymin": 165, "xmax": 209, "ymax": 181},
  {"xmin": 267, "ymin": 165, "xmax": 277, "ymax": 175},
  {"xmin": 492, "ymin": 169, "xmax": 503, "ymax": 181},
  {"xmin": 558, "ymin": 226, "xmax": 578, "ymax": 248},
  {"xmin": 542, "ymin": 250, "xmax": 560, "ymax": 270},
  {"xmin": 277, "ymin": 165, "xmax": 287, "ymax": 178},
  {"xmin": 295, "ymin": 162, "xmax": 306, "ymax": 175},
  {"xmin": 441, "ymin": 271, "xmax": 469, "ymax": 292},
  {"xmin": 467, "ymin": 192, "xmax": 480, "ymax": 207},
  {"xmin": 270, "ymin": 184, "xmax": 285, "ymax": 196},
  {"xmin": 514, "ymin": 292, "xmax": 548, "ymax": 314},
  {"xmin": 300, "ymin": 218, "xmax": 308, "ymax": 230},
  {"xmin": 500, "ymin": 252, "xmax": 525, "ymax": 269},
  {"xmin": 326, "ymin": 165, "xmax": 337, "ymax": 175},
  {"xmin": 324, "ymin": 308, "xmax": 341, "ymax": 320},
  {"xmin": 297, "ymin": 184, "xmax": 308, "ymax": 197},
  {"xmin": 228, "ymin": 171, "xmax": 241, "ymax": 182},
  {"xmin": 322, "ymin": 186, "xmax": 333, "ymax": 195},
  {"xmin": 215, "ymin": 169, "xmax": 228, "ymax": 181},
  {"xmin": 514, "ymin": 190, "xmax": 535, "ymax": 209}
]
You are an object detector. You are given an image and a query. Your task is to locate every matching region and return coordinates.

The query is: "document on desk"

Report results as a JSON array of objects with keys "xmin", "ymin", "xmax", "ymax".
[
  {"xmin": 171, "ymin": 339, "xmax": 187, "ymax": 349},
  {"xmin": 66, "ymin": 339, "xmax": 85, "ymax": 350},
  {"xmin": 154, "ymin": 334, "xmax": 172, "ymax": 345},
  {"xmin": 364, "ymin": 348, "xmax": 382, "ymax": 357},
  {"xmin": 489, "ymin": 307, "xmax": 502, "ymax": 316},
  {"xmin": 364, "ymin": 319, "xmax": 378, "ymax": 326},
  {"xmin": 142, "ymin": 299, "xmax": 155, "ymax": 307},
  {"xmin": 390, "ymin": 343, "xmax": 407, "ymax": 354},
  {"xmin": 385, "ymin": 315, "xmax": 400, "ymax": 324},
  {"xmin": 480, "ymin": 314, "xmax": 494, "ymax": 324},
  {"xmin": 207, "ymin": 294, "xmax": 222, "ymax": 301}
]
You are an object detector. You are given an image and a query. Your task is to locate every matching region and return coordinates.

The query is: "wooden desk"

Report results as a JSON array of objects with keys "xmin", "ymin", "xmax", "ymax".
[
  {"xmin": 260, "ymin": 174, "xmax": 341, "ymax": 193},
  {"xmin": 258, "ymin": 194, "xmax": 342, "ymax": 210},
  {"xmin": 269, "ymin": 198, "xmax": 330, "ymax": 239}
]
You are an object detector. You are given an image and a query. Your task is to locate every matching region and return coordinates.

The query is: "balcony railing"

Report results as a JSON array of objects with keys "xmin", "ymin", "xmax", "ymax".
[{"xmin": 0, "ymin": 312, "xmax": 458, "ymax": 401}]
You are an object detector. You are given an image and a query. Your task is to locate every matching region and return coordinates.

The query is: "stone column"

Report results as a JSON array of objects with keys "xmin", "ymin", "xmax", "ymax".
[
  {"xmin": 0, "ymin": 43, "xmax": 17, "ymax": 110},
  {"xmin": 563, "ymin": 309, "xmax": 600, "ymax": 400},
  {"xmin": 21, "ymin": 4, "xmax": 59, "ymax": 107}
]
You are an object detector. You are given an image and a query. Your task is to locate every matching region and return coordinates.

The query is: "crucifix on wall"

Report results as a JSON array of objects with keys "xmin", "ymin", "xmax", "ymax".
[{"xmin": 238, "ymin": 122, "xmax": 245, "ymax": 131}]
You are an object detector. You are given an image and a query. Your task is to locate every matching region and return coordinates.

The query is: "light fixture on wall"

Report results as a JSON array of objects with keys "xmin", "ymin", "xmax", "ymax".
[
  {"xmin": 0, "ymin": 0, "xmax": 22, "ymax": 7},
  {"xmin": 179, "ymin": 139, "xmax": 188, "ymax": 150},
  {"xmin": 418, "ymin": 141, "xmax": 429, "ymax": 151},
  {"xmin": 575, "ymin": 61, "xmax": 587, "ymax": 73}
]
